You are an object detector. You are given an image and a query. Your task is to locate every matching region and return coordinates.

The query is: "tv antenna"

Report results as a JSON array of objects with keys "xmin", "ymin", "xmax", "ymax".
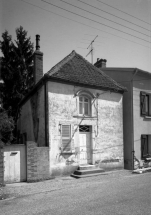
[{"xmin": 86, "ymin": 35, "xmax": 98, "ymax": 64}]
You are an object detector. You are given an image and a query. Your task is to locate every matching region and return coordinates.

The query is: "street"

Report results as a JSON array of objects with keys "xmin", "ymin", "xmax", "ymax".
[{"xmin": 0, "ymin": 171, "xmax": 151, "ymax": 215}]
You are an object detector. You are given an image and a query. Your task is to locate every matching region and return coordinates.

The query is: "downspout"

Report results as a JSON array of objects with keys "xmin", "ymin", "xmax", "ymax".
[{"xmin": 131, "ymin": 69, "xmax": 138, "ymax": 170}]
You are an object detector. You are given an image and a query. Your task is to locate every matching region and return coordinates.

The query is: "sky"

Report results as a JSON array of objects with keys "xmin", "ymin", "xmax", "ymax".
[{"xmin": 1, "ymin": 0, "xmax": 151, "ymax": 74}]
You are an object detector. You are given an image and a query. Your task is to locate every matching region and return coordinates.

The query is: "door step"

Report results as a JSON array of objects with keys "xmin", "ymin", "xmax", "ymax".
[{"xmin": 71, "ymin": 165, "xmax": 105, "ymax": 179}]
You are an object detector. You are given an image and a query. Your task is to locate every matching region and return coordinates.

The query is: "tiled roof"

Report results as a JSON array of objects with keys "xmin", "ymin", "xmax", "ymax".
[{"xmin": 45, "ymin": 51, "xmax": 127, "ymax": 93}]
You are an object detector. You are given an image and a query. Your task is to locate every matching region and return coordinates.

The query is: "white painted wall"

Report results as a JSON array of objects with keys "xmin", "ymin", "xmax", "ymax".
[
  {"xmin": 48, "ymin": 81, "xmax": 124, "ymax": 173},
  {"xmin": 3, "ymin": 145, "xmax": 26, "ymax": 183}
]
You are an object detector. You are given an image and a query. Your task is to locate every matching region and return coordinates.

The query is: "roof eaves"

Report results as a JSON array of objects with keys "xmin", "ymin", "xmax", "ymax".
[{"xmin": 46, "ymin": 76, "xmax": 127, "ymax": 93}]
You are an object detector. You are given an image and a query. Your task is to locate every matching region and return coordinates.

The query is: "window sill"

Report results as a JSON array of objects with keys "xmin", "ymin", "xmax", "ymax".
[
  {"xmin": 144, "ymin": 116, "xmax": 151, "ymax": 119},
  {"xmin": 73, "ymin": 115, "xmax": 97, "ymax": 119}
]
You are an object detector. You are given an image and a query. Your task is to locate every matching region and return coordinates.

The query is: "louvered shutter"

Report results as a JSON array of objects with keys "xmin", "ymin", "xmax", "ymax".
[
  {"xmin": 61, "ymin": 125, "xmax": 71, "ymax": 152},
  {"xmin": 141, "ymin": 135, "xmax": 148, "ymax": 158},
  {"xmin": 140, "ymin": 92, "xmax": 146, "ymax": 116}
]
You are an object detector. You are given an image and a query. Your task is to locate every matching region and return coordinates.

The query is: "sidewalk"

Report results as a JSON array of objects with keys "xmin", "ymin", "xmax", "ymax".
[{"xmin": 0, "ymin": 169, "xmax": 134, "ymax": 200}]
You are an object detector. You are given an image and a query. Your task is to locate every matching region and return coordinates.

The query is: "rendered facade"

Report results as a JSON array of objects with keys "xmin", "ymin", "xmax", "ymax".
[{"xmin": 16, "ymin": 37, "xmax": 126, "ymax": 180}]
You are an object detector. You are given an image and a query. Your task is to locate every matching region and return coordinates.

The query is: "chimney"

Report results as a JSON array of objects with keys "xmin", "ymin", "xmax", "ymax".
[
  {"xmin": 34, "ymin": 35, "xmax": 43, "ymax": 84},
  {"xmin": 94, "ymin": 58, "xmax": 107, "ymax": 68}
]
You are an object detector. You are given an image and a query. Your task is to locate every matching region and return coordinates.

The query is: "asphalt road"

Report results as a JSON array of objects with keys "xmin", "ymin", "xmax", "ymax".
[{"xmin": 1, "ymin": 172, "xmax": 151, "ymax": 215}]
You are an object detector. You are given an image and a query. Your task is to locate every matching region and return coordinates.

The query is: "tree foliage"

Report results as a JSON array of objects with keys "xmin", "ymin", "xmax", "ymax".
[
  {"xmin": 0, "ymin": 108, "xmax": 15, "ymax": 146},
  {"xmin": 0, "ymin": 26, "xmax": 34, "ymax": 120}
]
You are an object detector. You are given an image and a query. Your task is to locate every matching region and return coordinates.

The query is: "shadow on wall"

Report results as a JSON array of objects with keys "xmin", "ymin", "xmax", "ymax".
[
  {"xmin": 50, "ymin": 147, "xmax": 80, "ymax": 177},
  {"xmin": 50, "ymin": 163, "xmax": 79, "ymax": 177},
  {"xmin": 98, "ymin": 91, "xmax": 122, "ymax": 103}
]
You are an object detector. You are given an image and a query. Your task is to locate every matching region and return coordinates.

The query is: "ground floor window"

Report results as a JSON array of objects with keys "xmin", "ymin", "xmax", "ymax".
[{"xmin": 141, "ymin": 135, "xmax": 151, "ymax": 159}]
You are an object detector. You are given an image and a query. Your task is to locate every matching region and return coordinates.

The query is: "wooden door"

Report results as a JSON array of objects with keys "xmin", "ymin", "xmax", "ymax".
[
  {"xmin": 79, "ymin": 126, "xmax": 92, "ymax": 164},
  {"xmin": 4, "ymin": 145, "xmax": 26, "ymax": 183}
]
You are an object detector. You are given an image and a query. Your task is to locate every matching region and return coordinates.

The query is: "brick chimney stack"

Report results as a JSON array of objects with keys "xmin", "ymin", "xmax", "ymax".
[
  {"xmin": 94, "ymin": 58, "xmax": 107, "ymax": 68},
  {"xmin": 34, "ymin": 35, "xmax": 43, "ymax": 84}
]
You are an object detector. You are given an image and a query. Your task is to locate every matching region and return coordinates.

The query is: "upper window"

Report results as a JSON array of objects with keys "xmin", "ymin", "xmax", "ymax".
[
  {"xmin": 79, "ymin": 95, "xmax": 91, "ymax": 116},
  {"xmin": 140, "ymin": 92, "xmax": 151, "ymax": 117}
]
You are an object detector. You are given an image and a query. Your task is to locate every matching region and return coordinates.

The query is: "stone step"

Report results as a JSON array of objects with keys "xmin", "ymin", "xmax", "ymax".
[
  {"xmin": 78, "ymin": 165, "xmax": 96, "ymax": 170},
  {"xmin": 71, "ymin": 165, "xmax": 105, "ymax": 179},
  {"xmin": 71, "ymin": 171, "xmax": 106, "ymax": 179},
  {"xmin": 74, "ymin": 168, "xmax": 104, "ymax": 176}
]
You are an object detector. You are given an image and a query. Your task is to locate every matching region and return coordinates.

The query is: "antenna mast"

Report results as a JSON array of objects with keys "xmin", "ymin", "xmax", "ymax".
[{"xmin": 86, "ymin": 35, "xmax": 98, "ymax": 64}]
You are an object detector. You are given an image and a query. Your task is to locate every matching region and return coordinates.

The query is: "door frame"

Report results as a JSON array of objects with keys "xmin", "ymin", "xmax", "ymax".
[{"xmin": 79, "ymin": 125, "xmax": 92, "ymax": 164}]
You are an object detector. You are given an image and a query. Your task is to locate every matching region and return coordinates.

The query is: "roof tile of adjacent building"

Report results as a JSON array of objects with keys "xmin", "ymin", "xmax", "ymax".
[{"xmin": 45, "ymin": 50, "xmax": 127, "ymax": 93}]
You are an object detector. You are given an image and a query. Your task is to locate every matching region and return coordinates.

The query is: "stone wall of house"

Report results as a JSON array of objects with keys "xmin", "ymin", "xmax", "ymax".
[
  {"xmin": 95, "ymin": 92, "xmax": 124, "ymax": 170},
  {"xmin": 27, "ymin": 141, "xmax": 50, "ymax": 182},
  {"xmin": 0, "ymin": 148, "xmax": 4, "ymax": 184},
  {"xmin": 18, "ymin": 85, "xmax": 45, "ymax": 146},
  {"xmin": 48, "ymin": 82, "xmax": 124, "ymax": 174}
]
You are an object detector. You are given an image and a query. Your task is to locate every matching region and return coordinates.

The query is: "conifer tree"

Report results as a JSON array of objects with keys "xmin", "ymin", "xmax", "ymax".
[
  {"xmin": 0, "ymin": 108, "xmax": 14, "ymax": 146},
  {"xmin": 0, "ymin": 26, "xmax": 34, "ymax": 120}
]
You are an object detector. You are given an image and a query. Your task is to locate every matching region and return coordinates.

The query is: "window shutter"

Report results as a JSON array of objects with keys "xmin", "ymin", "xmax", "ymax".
[
  {"xmin": 140, "ymin": 92, "xmax": 146, "ymax": 116},
  {"xmin": 61, "ymin": 125, "xmax": 71, "ymax": 152},
  {"xmin": 141, "ymin": 135, "xmax": 148, "ymax": 158}
]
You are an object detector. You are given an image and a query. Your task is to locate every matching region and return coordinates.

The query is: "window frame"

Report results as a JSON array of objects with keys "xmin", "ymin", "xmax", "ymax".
[
  {"xmin": 141, "ymin": 135, "xmax": 149, "ymax": 159},
  {"xmin": 79, "ymin": 95, "xmax": 91, "ymax": 116},
  {"xmin": 140, "ymin": 91, "xmax": 151, "ymax": 117}
]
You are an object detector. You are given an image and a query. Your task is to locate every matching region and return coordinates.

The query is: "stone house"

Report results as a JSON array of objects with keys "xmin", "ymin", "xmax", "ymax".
[
  {"xmin": 95, "ymin": 59, "xmax": 151, "ymax": 170},
  {"xmin": 1, "ymin": 35, "xmax": 127, "ymax": 183}
]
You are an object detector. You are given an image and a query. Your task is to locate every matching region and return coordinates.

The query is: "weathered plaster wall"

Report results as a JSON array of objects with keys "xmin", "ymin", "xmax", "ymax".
[
  {"xmin": 100, "ymin": 69, "xmax": 134, "ymax": 170},
  {"xmin": 18, "ymin": 86, "xmax": 45, "ymax": 146},
  {"xmin": 48, "ymin": 82, "xmax": 124, "ymax": 175},
  {"xmin": 18, "ymin": 99, "xmax": 34, "ymax": 141},
  {"xmin": 27, "ymin": 141, "xmax": 50, "ymax": 182},
  {"xmin": 133, "ymin": 75, "xmax": 151, "ymax": 160},
  {"xmin": 95, "ymin": 93, "xmax": 123, "ymax": 170}
]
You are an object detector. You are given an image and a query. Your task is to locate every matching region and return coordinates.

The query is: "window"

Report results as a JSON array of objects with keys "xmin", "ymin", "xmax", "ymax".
[
  {"xmin": 79, "ymin": 125, "xmax": 90, "ymax": 132},
  {"xmin": 140, "ymin": 92, "xmax": 151, "ymax": 117},
  {"xmin": 141, "ymin": 135, "xmax": 149, "ymax": 159},
  {"xmin": 79, "ymin": 95, "xmax": 91, "ymax": 116},
  {"xmin": 61, "ymin": 125, "xmax": 71, "ymax": 152}
]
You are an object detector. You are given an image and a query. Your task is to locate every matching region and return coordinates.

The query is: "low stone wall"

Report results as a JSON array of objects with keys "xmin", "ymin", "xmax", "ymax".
[
  {"xmin": 97, "ymin": 158, "xmax": 124, "ymax": 171},
  {"xmin": 0, "ymin": 148, "xmax": 4, "ymax": 185},
  {"xmin": 27, "ymin": 141, "xmax": 50, "ymax": 182}
]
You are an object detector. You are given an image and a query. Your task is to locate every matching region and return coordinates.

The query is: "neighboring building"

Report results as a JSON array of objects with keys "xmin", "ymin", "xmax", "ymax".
[
  {"xmin": 95, "ymin": 58, "xmax": 151, "ymax": 170},
  {"xmin": 15, "ymin": 36, "xmax": 127, "ymax": 181}
]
